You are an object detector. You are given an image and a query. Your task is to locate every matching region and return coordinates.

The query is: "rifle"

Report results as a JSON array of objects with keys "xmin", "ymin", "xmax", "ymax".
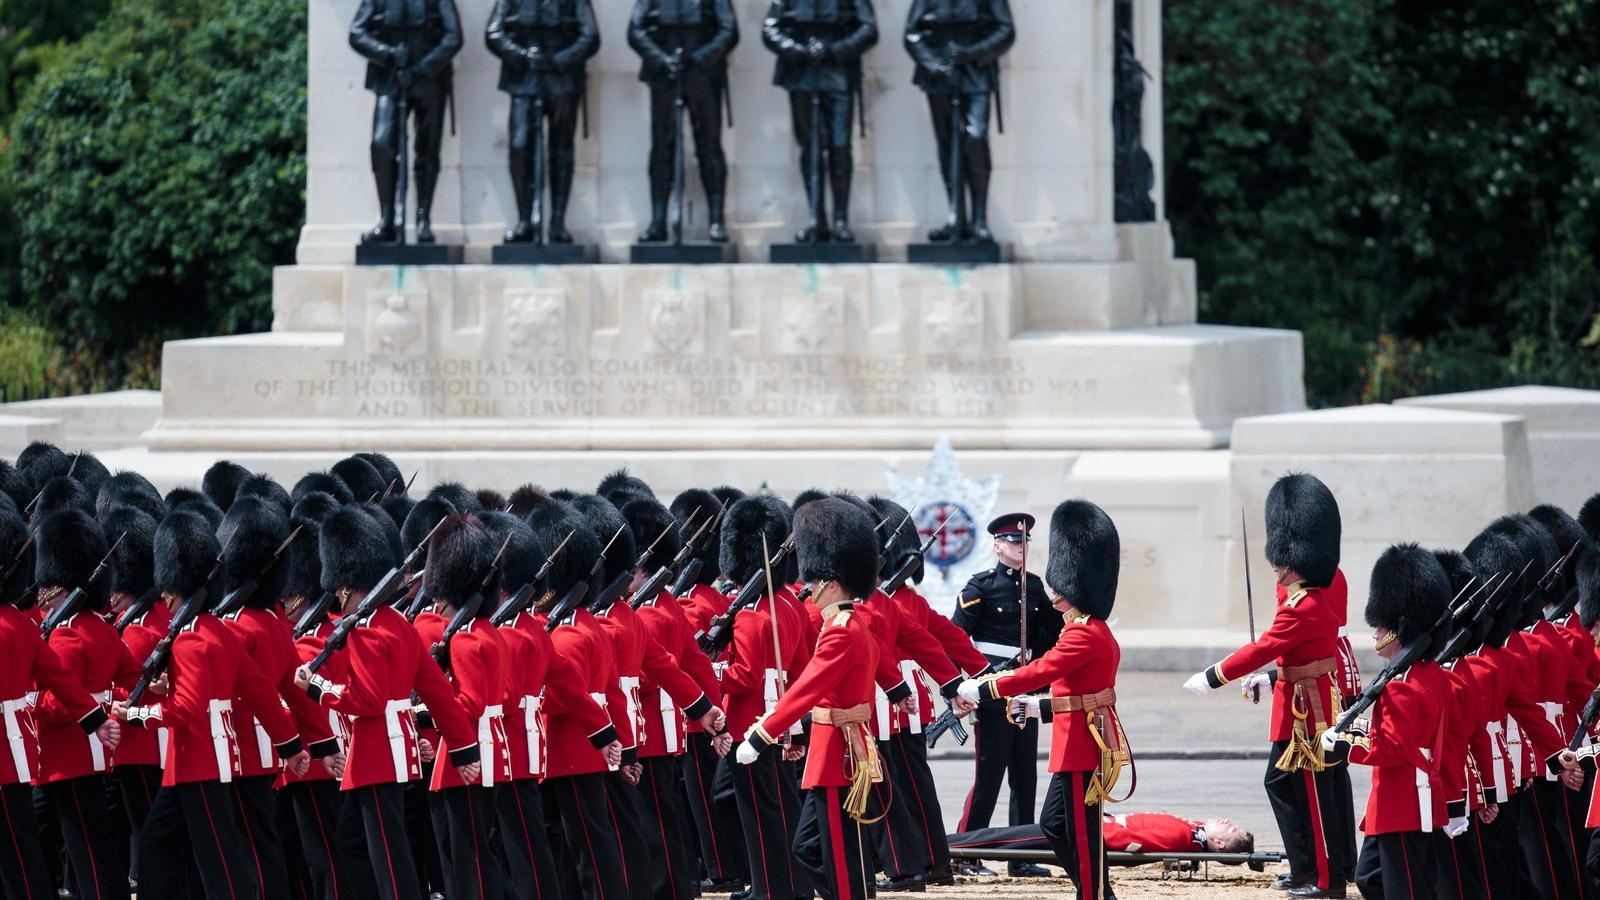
[
  {"xmin": 943, "ymin": 91, "xmax": 966, "ymax": 239},
  {"xmin": 40, "ymin": 532, "xmax": 125, "ymax": 639},
  {"xmin": 403, "ymin": 584, "xmax": 433, "ymax": 622},
  {"xmin": 1543, "ymin": 540, "xmax": 1587, "ymax": 623},
  {"xmin": 667, "ymin": 503, "xmax": 725, "ymax": 597},
  {"xmin": 880, "ymin": 518, "xmax": 948, "ymax": 598},
  {"xmin": 1432, "ymin": 572, "xmax": 1510, "ymax": 663},
  {"xmin": 394, "ymin": 51, "xmax": 411, "ymax": 243},
  {"xmin": 292, "ymin": 591, "xmax": 337, "ymax": 639},
  {"xmin": 305, "ymin": 517, "xmax": 449, "ymax": 675},
  {"xmin": 545, "ymin": 525, "xmax": 626, "ymax": 631},
  {"xmin": 430, "ymin": 533, "xmax": 514, "ymax": 671},
  {"xmin": 696, "ymin": 535, "xmax": 796, "ymax": 656},
  {"xmin": 213, "ymin": 526, "xmax": 305, "ymax": 619},
  {"xmin": 128, "ymin": 541, "xmax": 229, "ymax": 705},
  {"xmin": 631, "ymin": 514, "xmax": 712, "ymax": 609},
  {"xmin": 925, "ymin": 707, "xmax": 970, "ymax": 748},
  {"xmin": 114, "ymin": 588, "xmax": 161, "ymax": 634},
  {"xmin": 531, "ymin": 93, "xmax": 546, "ymax": 241},
  {"xmin": 0, "ymin": 533, "xmax": 33, "ymax": 602},
  {"xmin": 669, "ymin": 55, "xmax": 686, "ymax": 245},
  {"xmin": 489, "ymin": 529, "xmax": 577, "ymax": 627},
  {"xmin": 595, "ymin": 519, "xmax": 682, "ymax": 613}
]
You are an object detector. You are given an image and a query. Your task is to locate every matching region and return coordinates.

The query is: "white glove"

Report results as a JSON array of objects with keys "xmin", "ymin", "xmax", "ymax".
[
  {"xmin": 1009, "ymin": 696, "xmax": 1041, "ymax": 721},
  {"xmin": 1319, "ymin": 728, "xmax": 1341, "ymax": 754},
  {"xmin": 1182, "ymin": 672, "xmax": 1210, "ymax": 696},
  {"xmin": 734, "ymin": 740, "xmax": 761, "ymax": 765},
  {"xmin": 957, "ymin": 679, "xmax": 982, "ymax": 704},
  {"xmin": 1241, "ymin": 672, "xmax": 1270, "ymax": 703},
  {"xmin": 1444, "ymin": 816, "xmax": 1469, "ymax": 839}
]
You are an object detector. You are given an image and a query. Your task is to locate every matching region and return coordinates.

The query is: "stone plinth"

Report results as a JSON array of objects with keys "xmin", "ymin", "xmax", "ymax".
[
  {"xmin": 0, "ymin": 415, "xmax": 65, "ymax": 458},
  {"xmin": 0, "ymin": 391, "xmax": 159, "ymax": 450},
  {"xmin": 1229, "ymin": 404, "xmax": 1537, "ymax": 630},
  {"xmin": 1397, "ymin": 386, "xmax": 1600, "ymax": 511},
  {"xmin": 146, "ymin": 262, "xmax": 1299, "ymax": 452}
]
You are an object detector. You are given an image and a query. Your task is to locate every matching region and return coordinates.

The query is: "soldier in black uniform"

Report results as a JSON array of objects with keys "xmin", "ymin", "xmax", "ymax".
[
  {"xmin": 902, "ymin": 0, "xmax": 1013, "ymax": 243},
  {"xmin": 350, "ymin": 0, "xmax": 465, "ymax": 244},
  {"xmin": 486, "ymin": 0, "xmax": 601, "ymax": 244},
  {"xmin": 627, "ymin": 0, "xmax": 739, "ymax": 244},
  {"xmin": 950, "ymin": 513, "xmax": 1061, "ymax": 877},
  {"xmin": 761, "ymin": 0, "xmax": 878, "ymax": 243}
]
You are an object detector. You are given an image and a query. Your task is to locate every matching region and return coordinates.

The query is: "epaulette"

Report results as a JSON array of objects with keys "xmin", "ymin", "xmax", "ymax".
[
  {"xmin": 1067, "ymin": 610, "xmax": 1091, "ymax": 625},
  {"xmin": 1285, "ymin": 585, "xmax": 1309, "ymax": 608},
  {"xmin": 830, "ymin": 610, "xmax": 851, "ymax": 627}
]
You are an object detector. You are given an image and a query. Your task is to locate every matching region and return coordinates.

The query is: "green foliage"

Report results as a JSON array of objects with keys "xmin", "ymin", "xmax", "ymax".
[
  {"xmin": 6, "ymin": 0, "xmax": 306, "ymax": 359},
  {"xmin": 1166, "ymin": 0, "xmax": 1600, "ymax": 406},
  {"xmin": 0, "ymin": 306, "xmax": 58, "ymax": 401}
]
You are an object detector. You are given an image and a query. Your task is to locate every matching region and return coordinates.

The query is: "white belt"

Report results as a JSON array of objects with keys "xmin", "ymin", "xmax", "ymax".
[
  {"xmin": 620, "ymin": 676, "xmax": 642, "ymax": 750},
  {"xmin": 521, "ymin": 693, "xmax": 545, "ymax": 777},
  {"xmin": 658, "ymin": 689, "xmax": 680, "ymax": 756},
  {"xmin": 158, "ymin": 728, "xmax": 169, "ymax": 768},
  {"xmin": 88, "ymin": 691, "xmax": 112, "ymax": 772},
  {"xmin": 478, "ymin": 705, "xmax": 504, "ymax": 788},
  {"xmin": 1417, "ymin": 748, "xmax": 1434, "ymax": 833},
  {"xmin": 899, "ymin": 661, "xmax": 923, "ymax": 735},
  {"xmin": 384, "ymin": 698, "xmax": 413, "ymax": 783},
  {"xmin": 873, "ymin": 686, "xmax": 891, "ymax": 742},
  {"xmin": 591, "ymin": 692, "xmax": 618, "ymax": 771},
  {"xmin": 1485, "ymin": 721, "xmax": 1509, "ymax": 803},
  {"xmin": 974, "ymin": 641, "xmax": 1021, "ymax": 659},
  {"xmin": 3, "ymin": 696, "xmax": 32, "ymax": 783},
  {"xmin": 1505, "ymin": 718, "xmax": 1524, "ymax": 785},
  {"xmin": 254, "ymin": 722, "xmax": 274, "ymax": 771},
  {"xmin": 208, "ymin": 698, "xmax": 236, "ymax": 784}
]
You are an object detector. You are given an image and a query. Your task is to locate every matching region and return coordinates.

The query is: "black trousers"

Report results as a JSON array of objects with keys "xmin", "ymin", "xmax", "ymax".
[
  {"xmin": 681, "ymin": 731, "xmax": 745, "ymax": 884},
  {"xmin": 405, "ymin": 772, "xmax": 443, "ymax": 896},
  {"xmin": 496, "ymin": 777, "xmax": 563, "ymax": 900},
  {"xmin": 288, "ymin": 780, "xmax": 371, "ymax": 900},
  {"xmin": 867, "ymin": 739, "xmax": 927, "ymax": 879},
  {"xmin": 40, "ymin": 776, "xmax": 129, "ymax": 900},
  {"xmin": 139, "ymin": 781, "xmax": 261, "ymax": 900},
  {"xmin": 793, "ymin": 786, "xmax": 868, "ymax": 900},
  {"xmin": 233, "ymin": 773, "xmax": 290, "ymax": 900},
  {"xmin": 1040, "ymin": 771, "xmax": 1106, "ymax": 900},
  {"xmin": 646, "ymin": 78, "xmax": 728, "ymax": 210},
  {"xmin": 888, "ymin": 730, "xmax": 950, "ymax": 877},
  {"xmin": 550, "ymin": 773, "xmax": 631, "ymax": 900},
  {"xmin": 1478, "ymin": 794, "xmax": 1524, "ymax": 900},
  {"xmin": 957, "ymin": 701, "xmax": 1037, "ymax": 831},
  {"xmin": 1264, "ymin": 740, "xmax": 1349, "ymax": 890},
  {"xmin": 0, "ymin": 782, "xmax": 53, "ymax": 900},
  {"xmin": 724, "ymin": 752, "xmax": 805, "ymax": 900},
  {"xmin": 428, "ymin": 785, "xmax": 505, "ymax": 900},
  {"xmin": 638, "ymin": 756, "xmax": 697, "ymax": 900},
  {"xmin": 507, "ymin": 92, "xmax": 581, "ymax": 228},
  {"xmin": 369, "ymin": 91, "xmax": 448, "ymax": 221},
  {"xmin": 114, "ymin": 765, "xmax": 162, "ymax": 883},
  {"xmin": 1438, "ymin": 819, "xmax": 1489, "ymax": 900},
  {"xmin": 1585, "ymin": 823, "xmax": 1600, "ymax": 900},
  {"xmin": 606, "ymin": 772, "xmax": 654, "ymax": 900},
  {"xmin": 337, "ymin": 782, "xmax": 423, "ymax": 900},
  {"xmin": 924, "ymin": 91, "xmax": 993, "ymax": 216},
  {"xmin": 1520, "ymin": 779, "xmax": 1584, "ymax": 900},
  {"xmin": 1356, "ymin": 831, "xmax": 1438, "ymax": 900},
  {"xmin": 787, "ymin": 91, "xmax": 855, "ymax": 227}
]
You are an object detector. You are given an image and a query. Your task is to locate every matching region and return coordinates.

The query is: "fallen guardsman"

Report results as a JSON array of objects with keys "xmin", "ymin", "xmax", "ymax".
[{"xmin": 948, "ymin": 812, "xmax": 1274, "ymax": 880}]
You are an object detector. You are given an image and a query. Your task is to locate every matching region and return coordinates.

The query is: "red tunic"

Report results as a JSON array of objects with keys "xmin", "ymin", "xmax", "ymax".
[
  {"xmin": 498, "ymin": 611, "xmax": 550, "ymax": 780},
  {"xmin": 414, "ymin": 617, "xmax": 512, "ymax": 791},
  {"xmin": 115, "ymin": 603, "xmax": 173, "ymax": 768},
  {"xmin": 223, "ymin": 607, "xmax": 331, "ymax": 779},
  {"xmin": 754, "ymin": 603, "xmax": 879, "ymax": 789},
  {"xmin": 596, "ymin": 599, "xmax": 707, "ymax": 759},
  {"xmin": 635, "ymin": 591, "xmax": 721, "ymax": 758},
  {"xmin": 1102, "ymin": 813, "xmax": 1203, "ymax": 854},
  {"xmin": 544, "ymin": 609, "xmax": 626, "ymax": 778},
  {"xmin": 719, "ymin": 592, "xmax": 810, "ymax": 740},
  {"xmin": 882, "ymin": 586, "xmax": 966, "ymax": 732},
  {"xmin": 0, "ymin": 605, "xmax": 102, "ymax": 786},
  {"xmin": 1325, "ymin": 571, "xmax": 1363, "ymax": 699},
  {"xmin": 681, "ymin": 584, "xmax": 729, "ymax": 634},
  {"xmin": 1560, "ymin": 613, "xmax": 1600, "ymax": 730},
  {"xmin": 281, "ymin": 619, "xmax": 348, "ymax": 786},
  {"xmin": 853, "ymin": 596, "xmax": 913, "ymax": 741},
  {"xmin": 1501, "ymin": 632, "xmax": 1565, "ymax": 778},
  {"xmin": 992, "ymin": 613, "xmax": 1121, "ymax": 773},
  {"xmin": 1209, "ymin": 582, "xmax": 1341, "ymax": 743},
  {"xmin": 1347, "ymin": 662, "xmax": 1451, "ymax": 835},
  {"xmin": 36, "ymin": 612, "xmax": 140, "ymax": 783}
]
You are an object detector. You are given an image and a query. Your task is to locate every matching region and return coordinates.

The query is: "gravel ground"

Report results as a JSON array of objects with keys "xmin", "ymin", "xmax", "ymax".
[{"xmin": 926, "ymin": 869, "xmax": 1289, "ymax": 899}]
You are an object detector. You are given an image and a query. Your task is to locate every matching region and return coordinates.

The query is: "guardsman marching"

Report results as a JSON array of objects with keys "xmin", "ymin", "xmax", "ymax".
[
  {"xmin": 960, "ymin": 499, "xmax": 1128, "ymax": 900},
  {"xmin": 950, "ymin": 512, "xmax": 1061, "ymax": 877}
]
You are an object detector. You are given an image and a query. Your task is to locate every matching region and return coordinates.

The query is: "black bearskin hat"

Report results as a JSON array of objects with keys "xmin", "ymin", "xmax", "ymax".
[
  {"xmin": 524, "ymin": 492, "xmax": 601, "ymax": 595},
  {"xmin": 867, "ymin": 497, "xmax": 918, "ymax": 565},
  {"xmin": 293, "ymin": 471, "xmax": 353, "ymax": 506},
  {"xmin": 795, "ymin": 498, "xmax": 878, "ymax": 600},
  {"xmin": 792, "ymin": 488, "xmax": 828, "ymax": 512},
  {"xmin": 1431, "ymin": 549, "xmax": 1476, "ymax": 599},
  {"xmin": 1485, "ymin": 515, "xmax": 1557, "ymax": 607},
  {"xmin": 0, "ymin": 507, "xmax": 30, "ymax": 604},
  {"xmin": 1264, "ymin": 473, "xmax": 1341, "ymax": 588},
  {"xmin": 164, "ymin": 488, "xmax": 223, "ymax": 530},
  {"xmin": 16, "ymin": 442, "xmax": 70, "ymax": 492},
  {"xmin": 235, "ymin": 474, "xmax": 291, "ymax": 516},
  {"xmin": 0, "ymin": 461, "xmax": 30, "ymax": 513},
  {"xmin": 401, "ymin": 498, "xmax": 457, "ymax": 573},
  {"xmin": 711, "ymin": 486, "xmax": 746, "ymax": 509},
  {"xmin": 1046, "ymin": 500, "xmax": 1119, "ymax": 620},
  {"xmin": 380, "ymin": 494, "xmax": 415, "ymax": 532},
  {"xmin": 154, "ymin": 509, "xmax": 220, "ymax": 599},
  {"xmin": 476, "ymin": 489, "xmax": 507, "ymax": 513},
  {"xmin": 67, "ymin": 452, "xmax": 109, "ymax": 496},
  {"xmin": 670, "ymin": 488, "xmax": 722, "ymax": 587},
  {"xmin": 719, "ymin": 496, "xmax": 791, "ymax": 584},
  {"xmin": 427, "ymin": 482, "xmax": 481, "ymax": 513},
  {"xmin": 34, "ymin": 509, "xmax": 110, "ymax": 610},
  {"xmin": 219, "ymin": 497, "xmax": 291, "ymax": 607},
  {"xmin": 571, "ymin": 494, "xmax": 636, "ymax": 583},
  {"xmin": 202, "ymin": 461, "xmax": 252, "ymax": 511},
  {"xmin": 332, "ymin": 456, "xmax": 387, "ymax": 504},
  {"xmin": 362, "ymin": 504, "xmax": 405, "ymax": 565},
  {"xmin": 35, "ymin": 476, "xmax": 94, "ymax": 518},
  {"xmin": 598, "ymin": 469, "xmax": 656, "ymax": 508},
  {"xmin": 1528, "ymin": 504, "xmax": 1591, "ymax": 597},
  {"xmin": 1580, "ymin": 493, "xmax": 1600, "ymax": 544},
  {"xmin": 1366, "ymin": 544, "xmax": 1450, "ymax": 644},
  {"xmin": 356, "ymin": 453, "xmax": 406, "ymax": 496},
  {"xmin": 1464, "ymin": 529, "xmax": 1522, "ymax": 589},
  {"xmin": 96, "ymin": 472, "xmax": 164, "ymax": 523},
  {"xmin": 100, "ymin": 505, "xmax": 156, "ymax": 598},
  {"xmin": 284, "ymin": 492, "xmax": 340, "ymax": 601},
  {"xmin": 620, "ymin": 497, "xmax": 679, "ymax": 573},
  {"xmin": 1577, "ymin": 553, "xmax": 1600, "ymax": 630},
  {"xmin": 424, "ymin": 514, "xmax": 497, "ymax": 611},
  {"xmin": 480, "ymin": 511, "xmax": 545, "ymax": 595},
  {"xmin": 319, "ymin": 506, "xmax": 397, "ymax": 593},
  {"xmin": 507, "ymin": 485, "xmax": 544, "ymax": 518}
]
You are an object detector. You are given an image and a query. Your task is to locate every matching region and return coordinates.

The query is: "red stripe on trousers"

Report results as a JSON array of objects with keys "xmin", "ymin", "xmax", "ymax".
[
  {"xmin": 896, "ymin": 738, "xmax": 937, "ymax": 862},
  {"xmin": 1402, "ymin": 834, "xmax": 1414, "ymax": 896},
  {"xmin": 307, "ymin": 787, "xmax": 341, "ymax": 900},
  {"xmin": 511, "ymin": 787, "xmax": 543, "ymax": 900},
  {"xmin": 2, "ymin": 789, "xmax": 37, "ymax": 900},
  {"xmin": 200, "ymin": 784, "xmax": 243, "ymax": 900},
  {"xmin": 648, "ymin": 768, "xmax": 676, "ymax": 900},
  {"xmin": 1532, "ymin": 787, "xmax": 1560, "ymax": 892},
  {"xmin": 66, "ymin": 780, "xmax": 106, "ymax": 900},
  {"xmin": 606, "ymin": 786, "xmax": 631, "ymax": 890},
  {"xmin": 571, "ymin": 780, "xmax": 611, "ymax": 900},
  {"xmin": 825, "ymin": 787, "xmax": 850, "ymax": 900},
  {"xmin": 1070, "ymin": 773, "xmax": 1095, "ymax": 900},
  {"xmin": 466, "ymin": 790, "xmax": 488, "ymax": 900},
  {"xmin": 234, "ymin": 784, "xmax": 268, "ymax": 898},
  {"xmin": 1301, "ymin": 768, "xmax": 1330, "ymax": 889},
  {"xmin": 371, "ymin": 787, "xmax": 402, "ymax": 900},
  {"xmin": 690, "ymin": 748, "xmax": 726, "ymax": 875},
  {"xmin": 746, "ymin": 766, "xmax": 771, "ymax": 900},
  {"xmin": 771, "ymin": 758, "xmax": 799, "ymax": 889},
  {"xmin": 958, "ymin": 727, "xmax": 980, "ymax": 831}
]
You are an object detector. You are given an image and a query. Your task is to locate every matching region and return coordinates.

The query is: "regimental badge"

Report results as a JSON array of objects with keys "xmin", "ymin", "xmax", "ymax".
[{"xmin": 884, "ymin": 436, "xmax": 1000, "ymax": 614}]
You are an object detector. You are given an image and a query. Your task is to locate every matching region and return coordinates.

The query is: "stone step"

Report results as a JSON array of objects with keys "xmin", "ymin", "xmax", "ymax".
[{"xmin": 0, "ymin": 390, "xmax": 161, "ymax": 451}]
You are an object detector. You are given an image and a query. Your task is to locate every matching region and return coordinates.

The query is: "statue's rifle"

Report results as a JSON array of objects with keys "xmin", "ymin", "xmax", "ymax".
[
  {"xmin": 304, "ymin": 516, "xmax": 449, "ymax": 674},
  {"xmin": 394, "ymin": 48, "xmax": 411, "ymax": 244},
  {"xmin": 670, "ymin": 51, "xmax": 686, "ymax": 245},
  {"xmin": 532, "ymin": 90, "xmax": 546, "ymax": 240},
  {"xmin": 40, "ymin": 533, "xmax": 125, "ymax": 639},
  {"xmin": 807, "ymin": 56, "xmax": 824, "ymax": 243}
]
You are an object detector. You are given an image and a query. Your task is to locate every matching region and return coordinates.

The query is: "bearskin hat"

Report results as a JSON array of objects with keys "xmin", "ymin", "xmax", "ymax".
[
  {"xmin": 332, "ymin": 456, "xmax": 387, "ymax": 504},
  {"xmin": 524, "ymin": 493, "xmax": 601, "ymax": 595},
  {"xmin": 67, "ymin": 453, "xmax": 108, "ymax": 496},
  {"xmin": 235, "ymin": 474, "xmax": 291, "ymax": 516},
  {"xmin": 319, "ymin": 506, "xmax": 398, "ymax": 593},
  {"xmin": 507, "ymin": 485, "xmax": 544, "ymax": 518},
  {"xmin": 154, "ymin": 509, "xmax": 220, "ymax": 600},
  {"xmin": 1464, "ymin": 528, "xmax": 1522, "ymax": 588},
  {"xmin": 711, "ymin": 486, "xmax": 746, "ymax": 509},
  {"xmin": 476, "ymin": 489, "xmax": 507, "ymax": 513},
  {"xmin": 96, "ymin": 471, "xmax": 164, "ymax": 523},
  {"xmin": 719, "ymin": 496, "xmax": 791, "ymax": 585},
  {"xmin": 1045, "ymin": 500, "xmax": 1119, "ymax": 620},
  {"xmin": 362, "ymin": 504, "xmax": 405, "ymax": 566},
  {"xmin": 1528, "ymin": 504, "xmax": 1591, "ymax": 597},
  {"xmin": 356, "ymin": 453, "xmax": 406, "ymax": 496},
  {"xmin": 0, "ymin": 507, "xmax": 30, "ymax": 604},
  {"xmin": 598, "ymin": 469, "xmax": 655, "ymax": 510},
  {"xmin": 867, "ymin": 497, "xmax": 917, "ymax": 564},
  {"xmin": 401, "ymin": 498, "xmax": 456, "ymax": 572},
  {"xmin": 293, "ymin": 471, "xmax": 353, "ymax": 506},
  {"xmin": 1580, "ymin": 493, "xmax": 1600, "ymax": 544},
  {"xmin": 0, "ymin": 461, "xmax": 30, "ymax": 513},
  {"xmin": 1366, "ymin": 544, "xmax": 1451, "ymax": 644},
  {"xmin": 100, "ymin": 505, "xmax": 156, "ymax": 598},
  {"xmin": 1576, "ymin": 552, "xmax": 1600, "ymax": 630},
  {"xmin": 670, "ymin": 488, "xmax": 722, "ymax": 586},
  {"xmin": 202, "ymin": 461, "xmax": 252, "ymax": 511},
  {"xmin": 284, "ymin": 491, "xmax": 339, "ymax": 601},
  {"xmin": 621, "ymin": 497, "xmax": 679, "ymax": 573},
  {"xmin": 424, "ymin": 514, "xmax": 497, "ymax": 611},
  {"xmin": 377, "ymin": 494, "xmax": 414, "ymax": 531},
  {"xmin": 792, "ymin": 488, "xmax": 829, "ymax": 512},
  {"xmin": 1484, "ymin": 515, "xmax": 1557, "ymax": 606},
  {"xmin": 571, "ymin": 494, "xmax": 636, "ymax": 583},
  {"xmin": 427, "ymin": 482, "xmax": 481, "ymax": 513},
  {"xmin": 1431, "ymin": 549, "xmax": 1476, "ymax": 599},
  {"xmin": 480, "ymin": 511, "xmax": 545, "ymax": 595},
  {"xmin": 164, "ymin": 488, "xmax": 223, "ymax": 530},
  {"xmin": 219, "ymin": 497, "xmax": 292, "ymax": 607},
  {"xmin": 35, "ymin": 476, "xmax": 94, "ymax": 518},
  {"xmin": 1263, "ymin": 473, "xmax": 1341, "ymax": 588},
  {"xmin": 794, "ymin": 498, "xmax": 877, "ymax": 599},
  {"xmin": 17, "ymin": 442, "xmax": 70, "ymax": 492},
  {"xmin": 34, "ymin": 509, "xmax": 110, "ymax": 611}
]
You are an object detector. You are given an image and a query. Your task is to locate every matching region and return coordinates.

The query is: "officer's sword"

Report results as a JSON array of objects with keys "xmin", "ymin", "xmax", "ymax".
[
  {"xmin": 1241, "ymin": 508, "xmax": 1256, "ymax": 643},
  {"xmin": 532, "ymin": 92, "xmax": 546, "ymax": 242},
  {"xmin": 761, "ymin": 534, "xmax": 790, "ymax": 748},
  {"xmin": 1017, "ymin": 516, "xmax": 1030, "ymax": 666},
  {"xmin": 396, "ymin": 58, "xmax": 411, "ymax": 245},
  {"xmin": 808, "ymin": 60, "xmax": 824, "ymax": 243},
  {"xmin": 944, "ymin": 89, "xmax": 965, "ymax": 238},
  {"xmin": 670, "ymin": 55, "xmax": 687, "ymax": 245}
]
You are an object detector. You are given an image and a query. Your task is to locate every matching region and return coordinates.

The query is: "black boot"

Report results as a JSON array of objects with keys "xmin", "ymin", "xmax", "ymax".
[
  {"xmin": 639, "ymin": 191, "xmax": 669, "ymax": 243},
  {"xmin": 548, "ymin": 182, "xmax": 573, "ymax": 244},
  {"xmin": 964, "ymin": 135, "xmax": 994, "ymax": 243},
  {"xmin": 361, "ymin": 210, "xmax": 398, "ymax": 244},
  {"xmin": 416, "ymin": 209, "xmax": 436, "ymax": 244},
  {"xmin": 415, "ymin": 162, "xmax": 439, "ymax": 243},
  {"xmin": 707, "ymin": 193, "xmax": 729, "ymax": 244},
  {"xmin": 828, "ymin": 147, "xmax": 854, "ymax": 243},
  {"xmin": 504, "ymin": 220, "xmax": 535, "ymax": 243}
]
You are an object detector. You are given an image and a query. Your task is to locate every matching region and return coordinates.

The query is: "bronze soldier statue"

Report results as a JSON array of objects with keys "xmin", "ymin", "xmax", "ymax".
[
  {"xmin": 761, "ymin": 0, "xmax": 877, "ymax": 244},
  {"xmin": 628, "ymin": 0, "xmax": 739, "ymax": 244},
  {"xmin": 350, "ymin": 0, "xmax": 464, "ymax": 245},
  {"xmin": 486, "ymin": 0, "xmax": 600, "ymax": 245},
  {"xmin": 903, "ymin": 0, "xmax": 1013, "ymax": 244}
]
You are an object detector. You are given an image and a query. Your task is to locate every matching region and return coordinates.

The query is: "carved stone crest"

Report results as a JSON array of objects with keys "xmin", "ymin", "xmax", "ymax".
[
  {"xmin": 921, "ymin": 290, "xmax": 985, "ymax": 356},
  {"xmin": 505, "ymin": 289, "xmax": 569, "ymax": 355},
  {"xmin": 366, "ymin": 289, "xmax": 425, "ymax": 357},
  {"xmin": 644, "ymin": 290, "xmax": 706, "ymax": 355},
  {"xmin": 780, "ymin": 289, "xmax": 846, "ymax": 355}
]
